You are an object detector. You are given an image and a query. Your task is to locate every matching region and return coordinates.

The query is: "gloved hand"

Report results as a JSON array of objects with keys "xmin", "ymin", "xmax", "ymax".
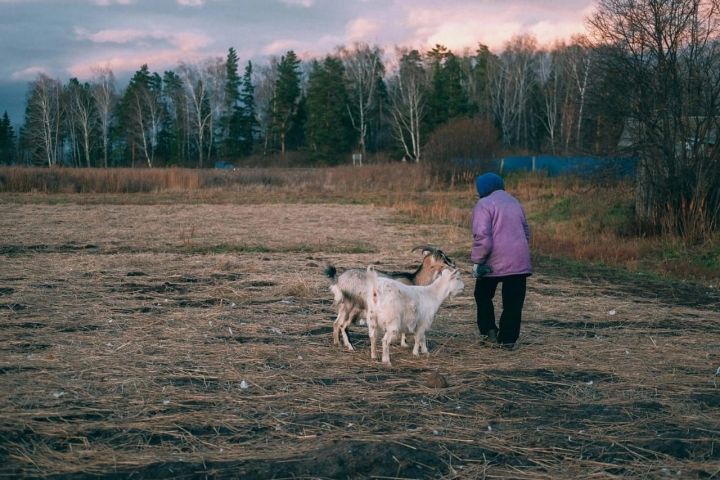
[{"xmin": 472, "ymin": 263, "xmax": 492, "ymax": 278}]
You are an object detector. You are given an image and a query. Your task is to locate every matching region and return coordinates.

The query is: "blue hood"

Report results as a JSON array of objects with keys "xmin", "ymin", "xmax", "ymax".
[{"xmin": 475, "ymin": 173, "xmax": 505, "ymax": 198}]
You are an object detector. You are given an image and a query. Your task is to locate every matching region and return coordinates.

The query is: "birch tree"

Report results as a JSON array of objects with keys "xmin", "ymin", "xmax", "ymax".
[
  {"xmin": 255, "ymin": 57, "xmax": 280, "ymax": 156},
  {"xmin": 66, "ymin": 78, "xmax": 96, "ymax": 167},
  {"xmin": 91, "ymin": 67, "xmax": 117, "ymax": 168},
  {"xmin": 537, "ymin": 48, "xmax": 562, "ymax": 153},
  {"xmin": 497, "ymin": 35, "xmax": 538, "ymax": 148},
  {"xmin": 121, "ymin": 65, "xmax": 163, "ymax": 167},
  {"xmin": 339, "ymin": 43, "xmax": 384, "ymax": 163},
  {"xmin": 565, "ymin": 36, "xmax": 593, "ymax": 151},
  {"xmin": 178, "ymin": 62, "xmax": 213, "ymax": 168},
  {"xmin": 388, "ymin": 48, "xmax": 427, "ymax": 162},
  {"xmin": 24, "ymin": 74, "xmax": 62, "ymax": 166}
]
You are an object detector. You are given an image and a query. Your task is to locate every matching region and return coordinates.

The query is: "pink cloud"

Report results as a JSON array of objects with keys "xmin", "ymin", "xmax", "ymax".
[
  {"xmin": 280, "ymin": 0, "xmax": 315, "ymax": 7},
  {"xmin": 398, "ymin": 2, "xmax": 589, "ymax": 51},
  {"xmin": 67, "ymin": 49, "xmax": 207, "ymax": 78},
  {"xmin": 75, "ymin": 27, "xmax": 147, "ymax": 44},
  {"xmin": 75, "ymin": 27, "xmax": 212, "ymax": 50},
  {"xmin": 93, "ymin": 0, "xmax": 136, "ymax": 5},
  {"xmin": 11, "ymin": 66, "xmax": 50, "ymax": 80},
  {"xmin": 262, "ymin": 39, "xmax": 302, "ymax": 55},
  {"xmin": 346, "ymin": 18, "xmax": 380, "ymax": 43},
  {"xmin": 69, "ymin": 28, "xmax": 214, "ymax": 78}
]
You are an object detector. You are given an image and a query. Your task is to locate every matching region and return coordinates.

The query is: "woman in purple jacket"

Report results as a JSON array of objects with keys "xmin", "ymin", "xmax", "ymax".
[{"xmin": 471, "ymin": 173, "xmax": 532, "ymax": 348}]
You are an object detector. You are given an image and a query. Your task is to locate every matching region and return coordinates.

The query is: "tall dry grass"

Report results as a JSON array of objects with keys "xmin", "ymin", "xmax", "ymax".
[
  {"xmin": 0, "ymin": 165, "xmax": 433, "ymax": 194},
  {"xmin": 0, "ymin": 165, "xmax": 716, "ymax": 282},
  {"xmin": 0, "ymin": 167, "xmax": 201, "ymax": 193}
]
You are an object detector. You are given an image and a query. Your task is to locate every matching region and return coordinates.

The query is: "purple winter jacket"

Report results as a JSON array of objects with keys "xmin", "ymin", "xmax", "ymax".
[{"xmin": 470, "ymin": 190, "xmax": 532, "ymax": 277}]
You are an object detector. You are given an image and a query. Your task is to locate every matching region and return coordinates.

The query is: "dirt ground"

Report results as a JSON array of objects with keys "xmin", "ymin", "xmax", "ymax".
[{"xmin": 1, "ymin": 201, "xmax": 719, "ymax": 479}]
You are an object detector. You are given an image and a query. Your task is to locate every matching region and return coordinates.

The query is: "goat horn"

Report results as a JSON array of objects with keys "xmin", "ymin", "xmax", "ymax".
[{"xmin": 412, "ymin": 245, "xmax": 438, "ymax": 254}]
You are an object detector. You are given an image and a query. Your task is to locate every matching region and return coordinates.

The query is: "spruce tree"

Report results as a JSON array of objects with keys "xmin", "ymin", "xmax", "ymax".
[
  {"xmin": 222, "ymin": 47, "xmax": 241, "ymax": 158},
  {"xmin": 271, "ymin": 51, "xmax": 302, "ymax": 155},
  {"xmin": 368, "ymin": 74, "xmax": 390, "ymax": 152},
  {"xmin": 443, "ymin": 53, "xmax": 470, "ymax": 120},
  {"xmin": 162, "ymin": 70, "xmax": 187, "ymax": 165},
  {"xmin": 0, "ymin": 111, "xmax": 12, "ymax": 164},
  {"xmin": 237, "ymin": 60, "xmax": 258, "ymax": 156},
  {"xmin": 120, "ymin": 65, "xmax": 162, "ymax": 167},
  {"xmin": 425, "ymin": 45, "xmax": 470, "ymax": 131},
  {"xmin": 305, "ymin": 56, "xmax": 353, "ymax": 163},
  {"xmin": 472, "ymin": 44, "xmax": 494, "ymax": 118}
]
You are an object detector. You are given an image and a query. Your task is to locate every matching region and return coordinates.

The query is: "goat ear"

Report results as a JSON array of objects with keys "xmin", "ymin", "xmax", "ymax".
[{"xmin": 437, "ymin": 250, "xmax": 456, "ymax": 267}]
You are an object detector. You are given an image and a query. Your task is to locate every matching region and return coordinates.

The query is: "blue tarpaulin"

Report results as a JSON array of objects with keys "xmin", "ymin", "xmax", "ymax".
[
  {"xmin": 214, "ymin": 161, "xmax": 235, "ymax": 170},
  {"xmin": 498, "ymin": 155, "xmax": 637, "ymax": 177}
]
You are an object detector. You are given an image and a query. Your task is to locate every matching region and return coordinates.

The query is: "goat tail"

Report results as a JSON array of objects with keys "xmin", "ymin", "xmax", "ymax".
[
  {"xmin": 366, "ymin": 266, "xmax": 380, "ymax": 313},
  {"xmin": 324, "ymin": 265, "xmax": 338, "ymax": 283}
]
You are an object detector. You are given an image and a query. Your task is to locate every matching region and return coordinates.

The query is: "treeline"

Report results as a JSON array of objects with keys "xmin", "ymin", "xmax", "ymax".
[{"xmin": 2, "ymin": 37, "xmax": 618, "ymax": 169}]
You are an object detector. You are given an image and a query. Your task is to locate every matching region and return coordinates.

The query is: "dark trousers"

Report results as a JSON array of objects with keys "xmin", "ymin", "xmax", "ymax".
[{"xmin": 474, "ymin": 275, "xmax": 528, "ymax": 344}]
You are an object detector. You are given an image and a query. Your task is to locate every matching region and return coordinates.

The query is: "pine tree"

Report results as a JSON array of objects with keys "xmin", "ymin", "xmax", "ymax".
[
  {"xmin": 425, "ymin": 45, "xmax": 470, "ymax": 131},
  {"xmin": 222, "ymin": 47, "xmax": 241, "ymax": 158},
  {"xmin": 444, "ymin": 54, "xmax": 470, "ymax": 120},
  {"xmin": 271, "ymin": 51, "xmax": 302, "ymax": 155},
  {"xmin": 426, "ymin": 44, "xmax": 449, "ymax": 131},
  {"xmin": 472, "ymin": 44, "xmax": 494, "ymax": 118},
  {"xmin": 237, "ymin": 60, "xmax": 258, "ymax": 156},
  {"xmin": 0, "ymin": 111, "xmax": 14, "ymax": 164},
  {"xmin": 305, "ymin": 56, "xmax": 353, "ymax": 163},
  {"xmin": 120, "ymin": 65, "xmax": 163, "ymax": 167},
  {"xmin": 162, "ymin": 70, "xmax": 188, "ymax": 165},
  {"xmin": 367, "ymin": 74, "xmax": 390, "ymax": 152}
]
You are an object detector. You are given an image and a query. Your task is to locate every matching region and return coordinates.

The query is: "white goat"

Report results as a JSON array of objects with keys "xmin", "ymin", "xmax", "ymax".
[
  {"xmin": 365, "ymin": 266, "xmax": 464, "ymax": 365},
  {"xmin": 325, "ymin": 246, "xmax": 455, "ymax": 351}
]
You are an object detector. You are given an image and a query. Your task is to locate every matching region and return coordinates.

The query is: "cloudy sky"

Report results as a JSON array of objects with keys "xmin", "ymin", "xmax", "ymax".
[{"xmin": 0, "ymin": 0, "xmax": 595, "ymax": 123}]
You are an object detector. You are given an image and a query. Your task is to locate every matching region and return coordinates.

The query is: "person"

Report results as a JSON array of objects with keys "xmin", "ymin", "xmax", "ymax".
[{"xmin": 470, "ymin": 172, "xmax": 532, "ymax": 348}]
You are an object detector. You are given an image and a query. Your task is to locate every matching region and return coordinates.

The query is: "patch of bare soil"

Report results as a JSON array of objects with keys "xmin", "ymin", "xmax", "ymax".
[{"xmin": 0, "ymin": 202, "xmax": 718, "ymax": 479}]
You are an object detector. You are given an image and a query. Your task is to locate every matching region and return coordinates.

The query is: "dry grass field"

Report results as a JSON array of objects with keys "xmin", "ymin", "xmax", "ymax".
[{"xmin": 1, "ymin": 195, "xmax": 719, "ymax": 478}]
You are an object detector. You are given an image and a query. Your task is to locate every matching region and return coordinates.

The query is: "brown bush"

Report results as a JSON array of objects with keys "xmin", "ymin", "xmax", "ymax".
[{"xmin": 423, "ymin": 118, "xmax": 501, "ymax": 186}]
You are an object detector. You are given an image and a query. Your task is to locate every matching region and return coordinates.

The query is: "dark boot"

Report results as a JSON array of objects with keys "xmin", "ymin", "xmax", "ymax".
[{"xmin": 487, "ymin": 329, "xmax": 498, "ymax": 343}]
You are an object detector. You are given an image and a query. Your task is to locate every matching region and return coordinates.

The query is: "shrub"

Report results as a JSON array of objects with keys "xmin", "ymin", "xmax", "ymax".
[{"xmin": 423, "ymin": 118, "xmax": 500, "ymax": 185}]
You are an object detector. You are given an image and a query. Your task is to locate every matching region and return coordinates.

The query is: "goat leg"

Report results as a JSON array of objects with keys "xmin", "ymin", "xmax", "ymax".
[
  {"xmin": 339, "ymin": 306, "xmax": 363, "ymax": 352},
  {"xmin": 332, "ymin": 312, "xmax": 343, "ymax": 346},
  {"xmin": 420, "ymin": 332, "xmax": 429, "ymax": 354},
  {"xmin": 382, "ymin": 330, "xmax": 395, "ymax": 365},
  {"xmin": 412, "ymin": 334, "xmax": 421, "ymax": 356},
  {"xmin": 368, "ymin": 318, "xmax": 377, "ymax": 360}
]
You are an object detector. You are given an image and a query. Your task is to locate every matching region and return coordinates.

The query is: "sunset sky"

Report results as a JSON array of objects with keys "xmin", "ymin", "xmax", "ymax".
[{"xmin": 0, "ymin": 0, "xmax": 595, "ymax": 123}]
